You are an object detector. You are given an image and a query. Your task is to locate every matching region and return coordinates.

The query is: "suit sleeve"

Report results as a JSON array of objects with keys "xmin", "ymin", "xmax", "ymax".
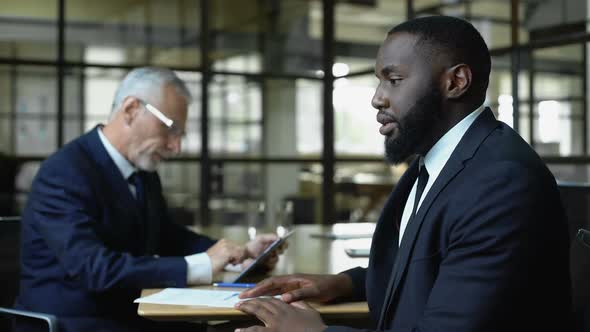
[
  {"xmin": 159, "ymin": 220, "xmax": 218, "ymax": 256},
  {"xmin": 341, "ymin": 267, "xmax": 367, "ymax": 302},
  {"xmin": 326, "ymin": 161, "xmax": 564, "ymax": 332},
  {"xmin": 151, "ymin": 173, "xmax": 218, "ymax": 256},
  {"xmin": 30, "ymin": 163, "xmax": 188, "ymax": 292}
]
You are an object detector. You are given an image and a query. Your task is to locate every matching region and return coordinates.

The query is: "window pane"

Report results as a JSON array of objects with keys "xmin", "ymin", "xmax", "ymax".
[
  {"xmin": 13, "ymin": 66, "xmax": 57, "ymax": 155},
  {"xmin": 0, "ymin": 66, "xmax": 13, "ymax": 153},
  {"xmin": 414, "ymin": 1, "xmax": 513, "ymax": 49},
  {"xmin": 335, "ymin": 0, "xmax": 405, "ymax": 74},
  {"xmin": 335, "ymin": 161, "xmax": 401, "ymax": 223},
  {"xmin": 531, "ymin": 44, "xmax": 584, "ymax": 156},
  {"xmin": 209, "ymin": 75, "xmax": 262, "ymax": 156},
  {"xmin": 295, "ymin": 79, "xmax": 323, "ymax": 156},
  {"xmin": 66, "ymin": 0, "xmax": 201, "ymax": 67},
  {"xmin": 334, "ymin": 75, "xmax": 381, "ymax": 156},
  {"xmin": 176, "ymin": 71, "xmax": 202, "ymax": 155},
  {"xmin": 547, "ymin": 164, "xmax": 590, "ymax": 183},
  {"xmin": 160, "ymin": 161, "xmax": 200, "ymax": 226},
  {"xmin": 0, "ymin": 115, "xmax": 12, "ymax": 153},
  {"xmin": 209, "ymin": 162, "xmax": 322, "ymax": 227},
  {"xmin": 488, "ymin": 55, "xmax": 513, "ymax": 127},
  {"xmin": 15, "ymin": 119, "xmax": 56, "ymax": 155},
  {"xmin": 210, "ymin": 0, "xmax": 323, "ymax": 76},
  {"xmin": 533, "ymin": 101, "xmax": 584, "ymax": 156},
  {"xmin": 82, "ymin": 68, "xmax": 126, "ymax": 130},
  {"xmin": 533, "ymin": 45, "xmax": 584, "ymax": 99},
  {"xmin": 209, "ymin": 76, "xmax": 322, "ymax": 158},
  {"xmin": 0, "ymin": 0, "xmax": 57, "ymax": 60},
  {"xmin": 524, "ymin": 0, "xmax": 585, "ymax": 40}
]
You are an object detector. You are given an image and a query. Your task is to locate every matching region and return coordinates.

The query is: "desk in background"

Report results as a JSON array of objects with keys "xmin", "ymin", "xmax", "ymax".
[{"xmin": 138, "ymin": 223, "xmax": 373, "ymax": 322}]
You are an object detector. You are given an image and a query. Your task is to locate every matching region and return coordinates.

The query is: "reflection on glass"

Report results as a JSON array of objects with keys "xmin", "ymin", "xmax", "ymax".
[
  {"xmin": 66, "ymin": 0, "xmax": 200, "ymax": 66},
  {"xmin": 209, "ymin": 76, "xmax": 321, "ymax": 157},
  {"xmin": 334, "ymin": 76, "xmax": 381, "ymax": 156},
  {"xmin": 84, "ymin": 68, "xmax": 126, "ymax": 130},
  {"xmin": 209, "ymin": 0, "xmax": 322, "ymax": 75},
  {"xmin": 335, "ymin": 1, "xmax": 404, "ymax": 73},
  {"xmin": 547, "ymin": 164, "xmax": 590, "ymax": 183},
  {"xmin": 296, "ymin": 80, "xmax": 322, "ymax": 156},
  {"xmin": 12, "ymin": 66, "xmax": 58, "ymax": 155},
  {"xmin": 531, "ymin": 44, "xmax": 584, "ymax": 156},
  {"xmin": 534, "ymin": 101, "xmax": 583, "ymax": 156},
  {"xmin": 209, "ymin": 75, "xmax": 262, "ymax": 155},
  {"xmin": 0, "ymin": 0, "xmax": 58, "ymax": 60},
  {"xmin": 209, "ymin": 163, "xmax": 322, "ymax": 227},
  {"xmin": 334, "ymin": 162, "xmax": 402, "ymax": 223},
  {"xmin": 160, "ymin": 162, "xmax": 200, "ymax": 226}
]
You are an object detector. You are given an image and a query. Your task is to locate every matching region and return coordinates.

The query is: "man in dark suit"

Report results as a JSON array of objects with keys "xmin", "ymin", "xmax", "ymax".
[
  {"xmin": 15, "ymin": 67, "xmax": 280, "ymax": 332},
  {"xmin": 235, "ymin": 16, "xmax": 572, "ymax": 332}
]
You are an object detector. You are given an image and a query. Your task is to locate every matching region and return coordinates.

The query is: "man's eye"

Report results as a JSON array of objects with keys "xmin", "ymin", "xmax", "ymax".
[{"xmin": 389, "ymin": 78, "xmax": 402, "ymax": 85}]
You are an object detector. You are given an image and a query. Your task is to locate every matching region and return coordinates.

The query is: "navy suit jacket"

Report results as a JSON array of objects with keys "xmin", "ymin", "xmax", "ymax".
[
  {"xmin": 330, "ymin": 108, "xmax": 572, "ymax": 332},
  {"xmin": 16, "ymin": 128, "xmax": 217, "ymax": 331}
]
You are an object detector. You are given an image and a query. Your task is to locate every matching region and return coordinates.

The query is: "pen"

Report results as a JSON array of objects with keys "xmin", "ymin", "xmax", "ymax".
[{"xmin": 213, "ymin": 282, "xmax": 256, "ymax": 288}]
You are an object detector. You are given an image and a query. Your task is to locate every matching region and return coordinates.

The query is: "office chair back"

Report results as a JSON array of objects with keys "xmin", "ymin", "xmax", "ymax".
[
  {"xmin": 0, "ymin": 217, "xmax": 20, "ymax": 307},
  {"xmin": 571, "ymin": 229, "xmax": 590, "ymax": 332},
  {"xmin": 0, "ymin": 217, "xmax": 58, "ymax": 332},
  {"xmin": 557, "ymin": 181, "xmax": 590, "ymax": 241}
]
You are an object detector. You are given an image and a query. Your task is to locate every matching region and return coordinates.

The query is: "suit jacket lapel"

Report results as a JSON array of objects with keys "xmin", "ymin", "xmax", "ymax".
[
  {"xmin": 79, "ymin": 127, "xmax": 143, "ymax": 227},
  {"xmin": 371, "ymin": 157, "xmax": 420, "ymax": 252},
  {"xmin": 371, "ymin": 157, "xmax": 419, "ymax": 324},
  {"xmin": 378, "ymin": 107, "xmax": 501, "ymax": 328}
]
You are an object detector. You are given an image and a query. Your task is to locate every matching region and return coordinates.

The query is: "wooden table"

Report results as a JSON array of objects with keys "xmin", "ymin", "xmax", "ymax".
[{"xmin": 138, "ymin": 223, "xmax": 373, "ymax": 322}]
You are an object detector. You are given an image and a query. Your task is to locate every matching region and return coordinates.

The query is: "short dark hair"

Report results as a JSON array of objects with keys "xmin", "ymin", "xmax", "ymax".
[{"xmin": 389, "ymin": 15, "xmax": 491, "ymax": 105}]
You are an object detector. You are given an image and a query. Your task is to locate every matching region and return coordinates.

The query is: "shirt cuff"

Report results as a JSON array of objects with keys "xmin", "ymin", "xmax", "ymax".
[{"xmin": 184, "ymin": 252, "xmax": 213, "ymax": 285}]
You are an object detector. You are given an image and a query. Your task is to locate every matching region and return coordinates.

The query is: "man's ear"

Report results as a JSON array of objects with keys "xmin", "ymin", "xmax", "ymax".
[
  {"xmin": 442, "ymin": 64, "xmax": 472, "ymax": 100},
  {"xmin": 120, "ymin": 97, "xmax": 141, "ymax": 126}
]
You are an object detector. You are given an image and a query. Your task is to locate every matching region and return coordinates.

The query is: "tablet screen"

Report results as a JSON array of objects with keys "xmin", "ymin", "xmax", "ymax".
[{"xmin": 232, "ymin": 230, "xmax": 295, "ymax": 283}]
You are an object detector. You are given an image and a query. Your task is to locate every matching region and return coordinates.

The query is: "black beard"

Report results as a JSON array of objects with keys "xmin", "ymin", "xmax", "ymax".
[{"xmin": 384, "ymin": 86, "xmax": 442, "ymax": 164}]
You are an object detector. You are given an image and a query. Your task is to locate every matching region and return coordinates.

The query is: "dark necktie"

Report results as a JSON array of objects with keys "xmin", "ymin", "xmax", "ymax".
[
  {"xmin": 412, "ymin": 165, "xmax": 430, "ymax": 218},
  {"xmin": 128, "ymin": 171, "xmax": 145, "ymax": 209},
  {"xmin": 379, "ymin": 164, "xmax": 430, "ymax": 329}
]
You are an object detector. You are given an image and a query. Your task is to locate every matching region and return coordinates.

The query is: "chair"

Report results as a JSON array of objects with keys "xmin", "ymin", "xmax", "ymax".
[
  {"xmin": 571, "ymin": 228, "xmax": 590, "ymax": 332},
  {"xmin": 557, "ymin": 181, "xmax": 590, "ymax": 242},
  {"xmin": 0, "ymin": 216, "xmax": 58, "ymax": 332}
]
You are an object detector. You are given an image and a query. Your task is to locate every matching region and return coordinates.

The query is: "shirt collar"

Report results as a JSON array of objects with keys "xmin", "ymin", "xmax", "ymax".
[
  {"xmin": 422, "ymin": 106, "xmax": 485, "ymax": 179},
  {"xmin": 97, "ymin": 127, "xmax": 136, "ymax": 180}
]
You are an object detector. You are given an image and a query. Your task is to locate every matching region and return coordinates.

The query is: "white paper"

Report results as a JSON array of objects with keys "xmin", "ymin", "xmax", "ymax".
[{"xmin": 134, "ymin": 288, "xmax": 261, "ymax": 308}]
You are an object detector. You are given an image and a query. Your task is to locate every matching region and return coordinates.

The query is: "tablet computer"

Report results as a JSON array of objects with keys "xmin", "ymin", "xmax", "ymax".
[{"xmin": 232, "ymin": 230, "xmax": 295, "ymax": 283}]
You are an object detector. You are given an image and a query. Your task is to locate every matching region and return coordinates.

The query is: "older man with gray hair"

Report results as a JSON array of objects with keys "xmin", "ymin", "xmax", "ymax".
[{"xmin": 16, "ymin": 67, "xmax": 280, "ymax": 332}]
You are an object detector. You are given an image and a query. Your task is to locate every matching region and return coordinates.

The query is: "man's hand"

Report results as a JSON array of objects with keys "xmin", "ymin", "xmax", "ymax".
[
  {"xmin": 239, "ymin": 273, "xmax": 353, "ymax": 303},
  {"xmin": 206, "ymin": 239, "xmax": 247, "ymax": 274},
  {"xmin": 235, "ymin": 298, "xmax": 326, "ymax": 332},
  {"xmin": 245, "ymin": 234, "xmax": 287, "ymax": 271}
]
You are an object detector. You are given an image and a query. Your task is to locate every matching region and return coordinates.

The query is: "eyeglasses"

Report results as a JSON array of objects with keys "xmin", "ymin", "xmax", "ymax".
[{"xmin": 137, "ymin": 99, "xmax": 185, "ymax": 137}]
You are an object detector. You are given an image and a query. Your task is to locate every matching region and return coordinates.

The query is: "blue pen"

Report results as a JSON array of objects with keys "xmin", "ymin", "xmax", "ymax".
[{"xmin": 213, "ymin": 282, "xmax": 256, "ymax": 288}]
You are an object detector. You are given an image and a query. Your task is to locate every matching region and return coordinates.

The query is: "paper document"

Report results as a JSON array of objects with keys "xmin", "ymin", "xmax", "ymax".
[{"xmin": 134, "ymin": 288, "xmax": 270, "ymax": 308}]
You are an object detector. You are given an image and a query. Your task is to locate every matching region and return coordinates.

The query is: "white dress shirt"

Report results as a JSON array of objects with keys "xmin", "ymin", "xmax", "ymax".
[
  {"xmin": 97, "ymin": 128, "xmax": 212, "ymax": 284},
  {"xmin": 399, "ymin": 107, "xmax": 485, "ymax": 246}
]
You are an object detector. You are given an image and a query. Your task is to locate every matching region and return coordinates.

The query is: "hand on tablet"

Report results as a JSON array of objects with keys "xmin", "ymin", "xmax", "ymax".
[
  {"xmin": 245, "ymin": 233, "xmax": 288, "ymax": 271},
  {"xmin": 206, "ymin": 239, "xmax": 247, "ymax": 274}
]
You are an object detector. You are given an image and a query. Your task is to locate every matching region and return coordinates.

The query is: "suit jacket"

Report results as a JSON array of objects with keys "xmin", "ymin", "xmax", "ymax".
[
  {"xmin": 329, "ymin": 108, "xmax": 572, "ymax": 332},
  {"xmin": 15, "ymin": 128, "xmax": 217, "ymax": 332}
]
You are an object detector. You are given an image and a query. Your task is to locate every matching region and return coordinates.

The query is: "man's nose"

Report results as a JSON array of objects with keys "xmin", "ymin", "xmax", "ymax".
[{"xmin": 371, "ymin": 84, "xmax": 389, "ymax": 110}]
